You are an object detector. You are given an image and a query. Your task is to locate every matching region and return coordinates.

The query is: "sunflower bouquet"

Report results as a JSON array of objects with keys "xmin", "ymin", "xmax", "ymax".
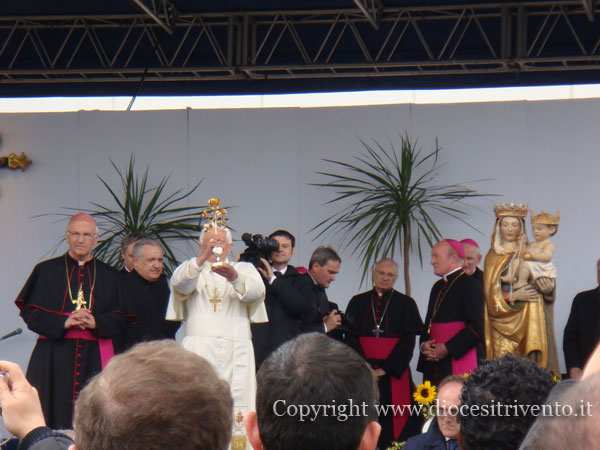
[{"xmin": 413, "ymin": 380, "xmax": 437, "ymax": 421}]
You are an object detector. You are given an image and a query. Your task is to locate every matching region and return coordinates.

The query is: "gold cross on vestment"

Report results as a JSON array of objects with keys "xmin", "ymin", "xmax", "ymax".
[
  {"xmin": 209, "ymin": 288, "xmax": 221, "ymax": 312},
  {"xmin": 72, "ymin": 284, "xmax": 88, "ymax": 310}
]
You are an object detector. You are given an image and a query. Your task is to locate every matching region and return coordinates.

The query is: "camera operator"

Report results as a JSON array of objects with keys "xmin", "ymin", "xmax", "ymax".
[{"xmin": 252, "ymin": 230, "xmax": 312, "ymax": 370}]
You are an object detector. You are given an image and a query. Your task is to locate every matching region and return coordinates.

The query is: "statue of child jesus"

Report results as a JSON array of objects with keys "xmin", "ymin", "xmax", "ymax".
[{"xmin": 511, "ymin": 210, "xmax": 559, "ymax": 289}]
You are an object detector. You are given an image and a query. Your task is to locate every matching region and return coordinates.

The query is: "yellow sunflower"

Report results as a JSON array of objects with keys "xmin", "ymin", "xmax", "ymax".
[{"xmin": 413, "ymin": 380, "xmax": 437, "ymax": 405}]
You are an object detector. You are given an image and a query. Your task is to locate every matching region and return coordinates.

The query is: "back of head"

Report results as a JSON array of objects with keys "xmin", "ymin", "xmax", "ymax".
[
  {"xmin": 256, "ymin": 333, "xmax": 378, "ymax": 450},
  {"xmin": 460, "ymin": 354, "xmax": 554, "ymax": 450},
  {"xmin": 520, "ymin": 374, "xmax": 600, "ymax": 450},
  {"xmin": 120, "ymin": 232, "xmax": 146, "ymax": 252},
  {"xmin": 74, "ymin": 340, "xmax": 233, "ymax": 450}
]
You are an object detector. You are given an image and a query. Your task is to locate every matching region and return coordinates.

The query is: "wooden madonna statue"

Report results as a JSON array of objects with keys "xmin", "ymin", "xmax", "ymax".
[{"xmin": 483, "ymin": 203, "xmax": 560, "ymax": 376}]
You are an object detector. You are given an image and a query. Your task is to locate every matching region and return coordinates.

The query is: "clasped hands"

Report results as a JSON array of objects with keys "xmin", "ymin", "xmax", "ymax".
[
  {"xmin": 64, "ymin": 309, "xmax": 96, "ymax": 330},
  {"xmin": 421, "ymin": 340, "xmax": 448, "ymax": 362}
]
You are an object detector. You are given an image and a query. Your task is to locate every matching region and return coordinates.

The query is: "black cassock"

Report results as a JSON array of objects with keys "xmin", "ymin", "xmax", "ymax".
[
  {"xmin": 417, "ymin": 269, "xmax": 484, "ymax": 386},
  {"xmin": 122, "ymin": 270, "xmax": 180, "ymax": 350},
  {"xmin": 471, "ymin": 267, "xmax": 484, "ymax": 286},
  {"xmin": 15, "ymin": 253, "xmax": 128, "ymax": 429},
  {"xmin": 346, "ymin": 289, "xmax": 424, "ymax": 448}
]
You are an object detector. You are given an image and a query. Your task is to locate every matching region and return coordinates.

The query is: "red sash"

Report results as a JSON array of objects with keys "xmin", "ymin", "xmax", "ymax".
[
  {"xmin": 39, "ymin": 315, "xmax": 115, "ymax": 369},
  {"xmin": 429, "ymin": 321, "xmax": 477, "ymax": 375},
  {"xmin": 359, "ymin": 337, "xmax": 410, "ymax": 440}
]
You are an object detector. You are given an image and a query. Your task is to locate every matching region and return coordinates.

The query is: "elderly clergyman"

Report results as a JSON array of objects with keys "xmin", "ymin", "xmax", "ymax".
[
  {"xmin": 121, "ymin": 238, "xmax": 180, "ymax": 350},
  {"xmin": 345, "ymin": 258, "xmax": 424, "ymax": 449},
  {"xmin": 418, "ymin": 239, "xmax": 484, "ymax": 385},
  {"xmin": 166, "ymin": 201, "xmax": 266, "ymax": 449},
  {"xmin": 15, "ymin": 213, "xmax": 127, "ymax": 430}
]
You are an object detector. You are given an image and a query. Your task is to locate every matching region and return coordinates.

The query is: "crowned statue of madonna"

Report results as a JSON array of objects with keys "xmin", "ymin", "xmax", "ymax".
[{"xmin": 483, "ymin": 203, "xmax": 560, "ymax": 376}]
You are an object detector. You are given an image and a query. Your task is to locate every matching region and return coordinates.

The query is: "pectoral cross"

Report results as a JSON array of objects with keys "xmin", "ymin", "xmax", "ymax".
[
  {"xmin": 72, "ymin": 284, "xmax": 88, "ymax": 310},
  {"xmin": 372, "ymin": 325, "xmax": 383, "ymax": 338},
  {"xmin": 209, "ymin": 289, "xmax": 221, "ymax": 312}
]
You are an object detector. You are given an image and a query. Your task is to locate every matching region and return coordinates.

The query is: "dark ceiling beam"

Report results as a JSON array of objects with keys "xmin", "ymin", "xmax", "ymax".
[
  {"xmin": 353, "ymin": 0, "xmax": 383, "ymax": 29},
  {"xmin": 131, "ymin": 0, "xmax": 178, "ymax": 34},
  {"xmin": 0, "ymin": 1, "xmax": 597, "ymax": 92}
]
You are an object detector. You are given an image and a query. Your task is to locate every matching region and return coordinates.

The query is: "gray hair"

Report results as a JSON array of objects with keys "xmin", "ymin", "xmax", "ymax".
[
  {"xmin": 121, "ymin": 233, "xmax": 146, "ymax": 252},
  {"xmin": 374, "ymin": 258, "xmax": 399, "ymax": 272},
  {"xmin": 132, "ymin": 238, "xmax": 163, "ymax": 258},
  {"xmin": 309, "ymin": 246, "xmax": 341, "ymax": 269},
  {"xmin": 520, "ymin": 374, "xmax": 600, "ymax": 450}
]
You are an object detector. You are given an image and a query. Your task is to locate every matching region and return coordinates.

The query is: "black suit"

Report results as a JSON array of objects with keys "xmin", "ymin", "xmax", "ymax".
[
  {"xmin": 295, "ymin": 273, "xmax": 332, "ymax": 333},
  {"xmin": 252, "ymin": 266, "xmax": 311, "ymax": 368},
  {"xmin": 563, "ymin": 287, "xmax": 600, "ymax": 373}
]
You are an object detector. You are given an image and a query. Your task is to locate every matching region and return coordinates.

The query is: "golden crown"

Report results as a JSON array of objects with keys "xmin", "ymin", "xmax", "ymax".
[
  {"xmin": 530, "ymin": 209, "xmax": 560, "ymax": 226},
  {"xmin": 494, "ymin": 203, "xmax": 528, "ymax": 218},
  {"xmin": 201, "ymin": 197, "xmax": 228, "ymax": 231}
]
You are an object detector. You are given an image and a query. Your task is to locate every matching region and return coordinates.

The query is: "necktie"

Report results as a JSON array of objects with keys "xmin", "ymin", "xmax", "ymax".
[
  {"xmin": 274, "ymin": 271, "xmax": 283, "ymax": 278},
  {"xmin": 447, "ymin": 439, "xmax": 459, "ymax": 450}
]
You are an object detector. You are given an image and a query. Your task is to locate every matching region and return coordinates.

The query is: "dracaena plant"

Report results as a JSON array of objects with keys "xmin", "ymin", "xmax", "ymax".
[
  {"xmin": 53, "ymin": 156, "xmax": 205, "ymax": 277},
  {"xmin": 311, "ymin": 134, "xmax": 494, "ymax": 296}
]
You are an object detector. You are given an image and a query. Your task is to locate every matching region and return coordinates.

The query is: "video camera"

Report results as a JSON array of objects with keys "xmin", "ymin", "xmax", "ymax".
[{"xmin": 238, "ymin": 233, "xmax": 279, "ymax": 268}]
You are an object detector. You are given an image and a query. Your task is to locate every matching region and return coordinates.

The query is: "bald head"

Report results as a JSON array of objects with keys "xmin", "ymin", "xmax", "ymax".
[
  {"xmin": 66, "ymin": 213, "xmax": 99, "ymax": 261},
  {"xmin": 431, "ymin": 240, "xmax": 462, "ymax": 277}
]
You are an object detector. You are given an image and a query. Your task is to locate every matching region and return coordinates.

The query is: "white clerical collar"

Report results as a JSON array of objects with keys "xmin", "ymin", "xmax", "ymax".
[{"xmin": 443, "ymin": 266, "xmax": 462, "ymax": 282}]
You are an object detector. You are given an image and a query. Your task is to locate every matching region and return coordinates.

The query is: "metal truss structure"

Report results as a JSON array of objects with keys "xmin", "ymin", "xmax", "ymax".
[{"xmin": 0, "ymin": 1, "xmax": 599, "ymax": 93}]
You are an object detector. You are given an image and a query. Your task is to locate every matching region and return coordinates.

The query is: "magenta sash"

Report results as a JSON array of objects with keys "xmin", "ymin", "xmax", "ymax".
[
  {"xmin": 429, "ymin": 321, "xmax": 477, "ymax": 375},
  {"xmin": 40, "ymin": 328, "xmax": 115, "ymax": 369},
  {"xmin": 359, "ymin": 337, "xmax": 410, "ymax": 440}
]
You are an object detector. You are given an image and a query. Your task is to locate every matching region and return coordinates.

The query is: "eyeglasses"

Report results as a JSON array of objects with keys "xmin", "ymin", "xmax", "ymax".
[{"xmin": 67, "ymin": 231, "xmax": 97, "ymax": 240}]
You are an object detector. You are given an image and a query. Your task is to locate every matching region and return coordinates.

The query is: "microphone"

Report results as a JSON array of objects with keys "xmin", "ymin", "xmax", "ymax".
[{"xmin": 0, "ymin": 328, "xmax": 23, "ymax": 342}]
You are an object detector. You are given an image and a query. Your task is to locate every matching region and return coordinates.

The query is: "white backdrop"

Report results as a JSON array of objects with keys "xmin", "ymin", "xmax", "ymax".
[{"xmin": 1, "ymin": 99, "xmax": 599, "ymax": 377}]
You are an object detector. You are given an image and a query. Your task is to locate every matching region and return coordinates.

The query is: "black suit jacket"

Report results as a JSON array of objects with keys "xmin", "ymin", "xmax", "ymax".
[
  {"xmin": 295, "ymin": 273, "xmax": 332, "ymax": 333},
  {"xmin": 563, "ymin": 287, "xmax": 600, "ymax": 372},
  {"xmin": 252, "ymin": 266, "xmax": 312, "ymax": 368}
]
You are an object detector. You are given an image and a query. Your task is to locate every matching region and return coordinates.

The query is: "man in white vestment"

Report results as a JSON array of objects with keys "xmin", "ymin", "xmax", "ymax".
[{"xmin": 167, "ymin": 224, "xmax": 267, "ymax": 449}]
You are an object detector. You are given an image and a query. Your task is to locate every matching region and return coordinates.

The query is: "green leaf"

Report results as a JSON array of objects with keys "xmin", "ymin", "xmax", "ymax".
[
  {"xmin": 311, "ymin": 134, "xmax": 498, "ymax": 295},
  {"xmin": 46, "ymin": 155, "xmax": 207, "ymax": 277}
]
